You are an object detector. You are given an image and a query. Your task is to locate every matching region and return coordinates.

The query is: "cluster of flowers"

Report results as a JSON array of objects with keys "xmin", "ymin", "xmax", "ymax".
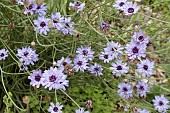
[{"xmin": 113, "ymin": 0, "xmax": 140, "ymax": 15}]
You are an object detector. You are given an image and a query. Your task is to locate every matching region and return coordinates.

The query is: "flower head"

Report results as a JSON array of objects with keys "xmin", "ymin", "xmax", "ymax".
[
  {"xmin": 28, "ymin": 70, "xmax": 43, "ymax": 88},
  {"xmin": 123, "ymin": 2, "xmax": 140, "ymax": 15},
  {"xmin": 113, "ymin": 0, "xmax": 127, "ymax": 11},
  {"xmin": 136, "ymin": 81, "xmax": 150, "ymax": 97},
  {"xmin": 33, "ymin": 16, "xmax": 50, "ymax": 35},
  {"xmin": 100, "ymin": 22, "xmax": 110, "ymax": 33},
  {"xmin": 24, "ymin": 4, "xmax": 37, "ymax": 15},
  {"xmin": 51, "ymin": 12, "xmax": 64, "ymax": 30},
  {"xmin": 131, "ymin": 30, "xmax": 150, "ymax": 44},
  {"xmin": 73, "ymin": 55, "xmax": 88, "ymax": 72},
  {"xmin": 0, "ymin": 49, "xmax": 8, "ymax": 60},
  {"xmin": 89, "ymin": 63, "xmax": 103, "ymax": 76},
  {"xmin": 118, "ymin": 82, "xmax": 133, "ymax": 99},
  {"xmin": 48, "ymin": 102, "xmax": 63, "ymax": 113},
  {"xmin": 125, "ymin": 40, "xmax": 146, "ymax": 60},
  {"xmin": 42, "ymin": 67, "xmax": 69, "ymax": 90},
  {"xmin": 136, "ymin": 59, "xmax": 154, "ymax": 77},
  {"xmin": 60, "ymin": 17, "xmax": 74, "ymax": 35},
  {"xmin": 75, "ymin": 107, "xmax": 89, "ymax": 113},
  {"xmin": 152, "ymin": 95, "xmax": 170, "ymax": 113},
  {"xmin": 69, "ymin": 1, "xmax": 85, "ymax": 13},
  {"xmin": 99, "ymin": 52, "xmax": 113, "ymax": 63},
  {"xmin": 35, "ymin": 2, "xmax": 47, "ymax": 16},
  {"xmin": 56, "ymin": 57, "xmax": 72, "ymax": 70},
  {"xmin": 110, "ymin": 60, "xmax": 129, "ymax": 77},
  {"xmin": 16, "ymin": 46, "xmax": 38, "ymax": 65},
  {"xmin": 76, "ymin": 46, "xmax": 95, "ymax": 61}
]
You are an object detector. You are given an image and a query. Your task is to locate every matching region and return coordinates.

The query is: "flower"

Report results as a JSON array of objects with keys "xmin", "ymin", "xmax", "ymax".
[
  {"xmin": 76, "ymin": 46, "xmax": 95, "ymax": 61},
  {"xmin": 99, "ymin": 52, "xmax": 113, "ymax": 63},
  {"xmin": 123, "ymin": 2, "xmax": 140, "ymax": 15},
  {"xmin": 73, "ymin": 55, "xmax": 88, "ymax": 72},
  {"xmin": 131, "ymin": 30, "xmax": 150, "ymax": 44},
  {"xmin": 137, "ymin": 108, "xmax": 150, "ymax": 113},
  {"xmin": 48, "ymin": 102, "xmax": 63, "ymax": 113},
  {"xmin": 136, "ymin": 59, "xmax": 154, "ymax": 77},
  {"xmin": 75, "ymin": 107, "xmax": 89, "ymax": 113},
  {"xmin": 86, "ymin": 100, "xmax": 92, "ymax": 108},
  {"xmin": 125, "ymin": 40, "xmax": 146, "ymax": 60},
  {"xmin": 28, "ymin": 70, "xmax": 43, "ymax": 88},
  {"xmin": 33, "ymin": 16, "xmax": 50, "ymax": 35},
  {"xmin": 0, "ymin": 49, "xmax": 8, "ymax": 60},
  {"xmin": 35, "ymin": 2, "xmax": 47, "ymax": 16},
  {"xmin": 42, "ymin": 67, "xmax": 69, "ymax": 90},
  {"xmin": 104, "ymin": 41, "xmax": 124, "ymax": 59},
  {"xmin": 16, "ymin": 0, "xmax": 35, "ymax": 5},
  {"xmin": 152, "ymin": 95, "xmax": 170, "ymax": 113},
  {"xmin": 89, "ymin": 63, "xmax": 103, "ymax": 76},
  {"xmin": 136, "ymin": 81, "xmax": 150, "ymax": 97},
  {"xmin": 118, "ymin": 82, "xmax": 133, "ymax": 99},
  {"xmin": 100, "ymin": 22, "xmax": 110, "ymax": 33},
  {"xmin": 56, "ymin": 57, "xmax": 72, "ymax": 70},
  {"xmin": 51, "ymin": 12, "xmax": 64, "ymax": 30},
  {"xmin": 24, "ymin": 4, "xmax": 37, "ymax": 15},
  {"xmin": 16, "ymin": 46, "xmax": 39, "ymax": 65},
  {"xmin": 19, "ymin": 64, "xmax": 28, "ymax": 71},
  {"xmin": 69, "ymin": 1, "xmax": 85, "ymax": 13},
  {"xmin": 113, "ymin": 0, "xmax": 127, "ymax": 11},
  {"xmin": 109, "ymin": 60, "xmax": 129, "ymax": 77},
  {"xmin": 61, "ymin": 17, "xmax": 74, "ymax": 35}
]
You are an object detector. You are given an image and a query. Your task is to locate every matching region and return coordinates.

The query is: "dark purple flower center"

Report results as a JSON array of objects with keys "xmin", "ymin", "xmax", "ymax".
[
  {"xmin": 75, "ymin": 2, "xmax": 81, "ymax": 6},
  {"xmin": 24, "ymin": 51, "xmax": 29, "ymax": 57},
  {"xmin": 40, "ymin": 22, "xmax": 46, "ymax": 27},
  {"xmin": 36, "ymin": 5, "xmax": 41, "ymax": 9},
  {"xmin": 100, "ymin": 23, "xmax": 110, "ymax": 31},
  {"xmin": 94, "ymin": 67, "xmax": 99, "ymax": 72},
  {"xmin": 0, "ymin": 53, "xmax": 4, "ymax": 57},
  {"xmin": 132, "ymin": 47, "xmax": 139, "ymax": 53},
  {"xmin": 35, "ymin": 75, "xmax": 41, "ymax": 82},
  {"xmin": 53, "ymin": 20, "xmax": 58, "ymax": 23},
  {"xmin": 159, "ymin": 101, "xmax": 164, "ymax": 106},
  {"xmin": 77, "ymin": 61, "xmax": 82, "ymax": 66},
  {"xmin": 29, "ymin": 4, "xmax": 33, "ymax": 10},
  {"xmin": 116, "ymin": 66, "xmax": 122, "ymax": 70},
  {"xmin": 63, "ymin": 62, "xmax": 68, "ymax": 66},
  {"xmin": 119, "ymin": 2, "xmax": 125, "ymax": 7},
  {"xmin": 128, "ymin": 8, "xmax": 134, "ymax": 13},
  {"xmin": 82, "ymin": 50, "xmax": 88, "ymax": 56},
  {"xmin": 104, "ymin": 55, "xmax": 108, "ymax": 59},
  {"xmin": 50, "ymin": 75, "xmax": 56, "ymax": 82},
  {"xmin": 138, "ymin": 36, "xmax": 144, "ymax": 41},
  {"xmin": 53, "ymin": 107, "xmax": 58, "ymax": 112},
  {"xmin": 123, "ymin": 87, "xmax": 128, "ymax": 92},
  {"xmin": 139, "ymin": 86, "xmax": 144, "ymax": 91},
  {"xmin": 143, "ymin": 65, "xmax": 148, "ymax": 70}
]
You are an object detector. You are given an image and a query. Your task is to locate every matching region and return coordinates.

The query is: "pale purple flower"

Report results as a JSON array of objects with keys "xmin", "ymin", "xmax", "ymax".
[
  {"xmin": 51, "ymin": 12, "xmax": 64, "ymax": 30},
  {"xmin": 89, "ymin": 63, "xmax": 103, "ymax": 76},
  {"xmin": 131, "ymin": 30, "xmax": 150, "ymax": 44},
  {"xmin": 137, "ymin": 108, "xmax": 150, "ymax": 113},
  {"xmin": 136, "ymin": 59, "xmax": 154, "ymax": 77},
  {"xmin": 100, "ymin": 22, "xmax": 110, "ymax": 33},
  {"xmin": 113, "ymin": 0, "xmax": 127, "ymax": 11},
  {"xmin": 16, "ymin": 46, "xmax": 38, "ymax": 65},
  {"xmin": 99, "ymin": 52, "xmax": 113, "ymax": 63},
  {"xmin": 19, "ymin": 64, "xmax": 28, "ymax": 71},
  {"xmin": 61, "ymin": 17, "xmax": 74, "ymax": 35},
  {"xmin": 110, "ymin": 60, "xmax": 129, "ymax": 77},
  {"xmin": 104, "ymin": 41, "xmax": 124, "ymax": 59},
  {"xmin": 24, "ymin": 4, "xmax": 37, "ymax": 15},
  {"xmin": 35, "ymin": 2, "xmax": 47, "ymax": 16},
  {"xmin": 28, "ymin": 70, "xmax": 43, "ymax": 88},
  {"xmin": 69, "ymin": 1, "xmax": 85, "ymax": 13},
  {"xmin": 73, "ymin": 55, "xmax": 88, "ymax": 72},
  {"xmin": 123, "ymin": 2, "xmax": 140, "ymax": 15},
  {"xmin": 76, "ymin": 46, "xmax": 95, "ymax": 61},
  {"xmin": 33, "ymin": 16, "xmax": 50, "ymax": 35},
  {"xmin": 125, "ymin": 40, "xmax": 146, "ymax": 60},
  {"xmin": 118, "ymin": 82, "xmax": 133, "ymax": 99},
  {"xmin": 48, "ymin": 102, "xmax": 63, "ymax": 113},
  {"xmin": 42, "ymin": 67, "xmax": 69, "ymax": 90},
  {"xmin": 152, "ymin": 95, "xmax": 170, "ymax": 113},
  {"xmin": 136, "ymin": 81, "xmax": 150, "ymax": 97},
  {"xmin": 75, "ymin": 107, "xmax": 89, "ymax": 113},
  {"xmin": 56, "ymin": 57, "xmax": 72, "ymax": 70},
  {"xmin": 0, "ymin": 49, "xmax": 8, "ymax": 60}
]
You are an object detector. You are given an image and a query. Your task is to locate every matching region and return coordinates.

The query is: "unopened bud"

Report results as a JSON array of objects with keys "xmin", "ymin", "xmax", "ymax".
[{"xmin": 23, "ymin": 96, "xmax": 30, "ymax": 104}]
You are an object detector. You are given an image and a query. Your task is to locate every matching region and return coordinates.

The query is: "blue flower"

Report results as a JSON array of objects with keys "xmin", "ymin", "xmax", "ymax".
[
  {"xmin": 136, "ymin": 81, "xmax": 150, "ymax": 97},
  {"xmin": 48, "ymin": 102, "xmax": 63, "ymax": 113},
  {"xmin": 118, "ymin": 82, "xmax": 133, "ymax": 99},
  {"xmin": 0, "ymin": 49, "xmax": 8, "ymax": 60},
  {"xmin": 89, "ymin": 63, "xmax": 103, "ymax": 76}
]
